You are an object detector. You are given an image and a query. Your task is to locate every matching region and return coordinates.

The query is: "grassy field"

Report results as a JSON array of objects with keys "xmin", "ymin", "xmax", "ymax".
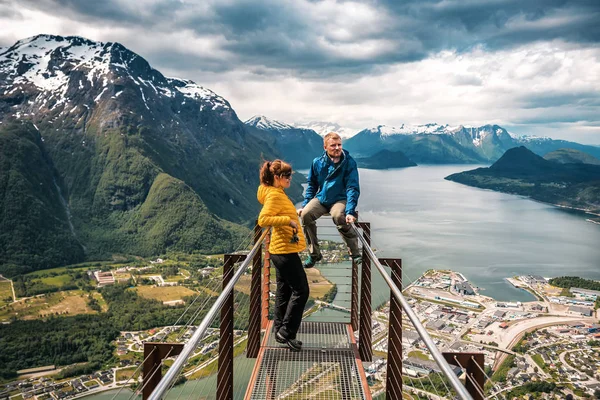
[
  {"xmin": 116, "ymin": 367, "xmax": 140, "ymax": 382},
  {"xmin": 0, "ymin": 290, "xmax": 105, "ymax": 321},
  {"xmin": 0, "ymin": 280, "xmax": 13, "ymax": 306},
  {"xmin": 135, "ymin": 286, "xmax": 197, "ymax": 302},
  {"xmin": 24, "ymin": 265, "xmax": 89, "ymax": 277},
  {"xmin": 408, "ymin": 350, "xmax": 429, "ymax": 360},
  {"xmin": 38, "ymin": 275, "xmax": 74, "ymax": 286},
  {"xmin": 164, "ymin": 275, "xmax": 187, "ymax": 282},
  {"xmin": 113, "ymin": 272, "xmax": 132, "ymax": 281}
]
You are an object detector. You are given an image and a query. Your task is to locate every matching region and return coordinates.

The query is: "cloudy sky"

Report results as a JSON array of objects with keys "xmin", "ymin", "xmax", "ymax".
[{"xmin": 1, "ymin": 0, "xmax": 599, "ymax": 143}]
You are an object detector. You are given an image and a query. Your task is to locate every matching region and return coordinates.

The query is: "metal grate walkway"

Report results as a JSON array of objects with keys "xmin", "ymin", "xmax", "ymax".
[{"xmin": 245, "ymin": 322, "xmax": 372, "ymax": 400}]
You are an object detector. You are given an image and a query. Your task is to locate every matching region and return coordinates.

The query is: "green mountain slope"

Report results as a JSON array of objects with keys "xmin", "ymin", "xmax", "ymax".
[
  {"xmin": 0, "ymin": 122, "xmax": 84, "ymax": 276},
  {"xmin": 355, "ymin": 149, "xmax": 417, "ymax": 169},
  {"xmin": 543, "ymin": 148, "xmax": 600, "ymax": 165},
  {"xmin": 118, "ymin": 173, "xmax": 246, "ymax": 256},
  {"xmin": 0, "ymin": 35, "xmax": 287, "ymax": 274},
  {"xmin": 445, "ymin": 146, "xmax": 600, "ymax": 216}
]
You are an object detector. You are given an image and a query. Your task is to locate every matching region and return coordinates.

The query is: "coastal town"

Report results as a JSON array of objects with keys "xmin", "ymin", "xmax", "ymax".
[
  {"xmin": 1, "ymin": 246, "xmax": 599, "ymax": 399},
  {"xmin": 366, "ymin": 270, "xmax": 600, "ymax": 398}
]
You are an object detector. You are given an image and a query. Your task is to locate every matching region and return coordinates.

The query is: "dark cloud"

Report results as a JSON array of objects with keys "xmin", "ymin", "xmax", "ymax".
[
  {"xmin": 513, "ymin": 114, "xmax": 600, "ymax": 125},
  {"xmin": 7, "ymin": 0, "xmax": 600, "ymax": 76},
  {"xmin": 382, "ymin": 0, "xmax": 600, "ymax": 51},
  {"xmin": 19, "ymin": 0, "xmax": 145, "ymax": 24},
  {"xmin": 0, "ymin": 3, "xmax": 23, "ymax": 19},
  {"xmin": 520, "ymin": 92, "xmax": 600, "ymax": 109}
]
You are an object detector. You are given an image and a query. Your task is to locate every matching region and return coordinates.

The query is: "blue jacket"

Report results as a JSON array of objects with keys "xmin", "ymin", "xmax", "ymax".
[{"xmin": 302, "ymin": 149, "xmax": 360, "ymax": 216}]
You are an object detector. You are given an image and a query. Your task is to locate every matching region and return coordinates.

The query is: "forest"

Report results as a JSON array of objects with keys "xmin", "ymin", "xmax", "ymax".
[{"xmin": 0, "ymin": 282, "xmax": 204, "ymax": 379}]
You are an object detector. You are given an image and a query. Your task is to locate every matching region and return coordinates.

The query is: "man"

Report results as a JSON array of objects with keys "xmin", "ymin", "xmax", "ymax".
[{"xmin": 297, "ymin": 132, "xmax": 361, "ymax": 269}]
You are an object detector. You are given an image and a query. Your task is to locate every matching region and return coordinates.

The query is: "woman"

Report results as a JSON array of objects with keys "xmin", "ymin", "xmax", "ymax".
[{"xmin": 257, "ymin": 159, "xmax": 309, "ymax": 352}]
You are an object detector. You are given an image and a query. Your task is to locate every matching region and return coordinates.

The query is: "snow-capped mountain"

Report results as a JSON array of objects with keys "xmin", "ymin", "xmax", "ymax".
[
  {"xmin": 244, "ymin": 115, "xmax": 323, "ymax": 166},
  {"xmin": 0, "ymin": 34, "xmax": 296, "ymax": 271},
  {"xmin": 0, "ymin": 34, "xmax": 232, "ymax": 121},
  {"xmin": 358, "ymin": 123, "xmax": 515, "ymax": 147},
  {"xmin": 361, "ymin": 123, "xmax": 452, "ymax": 137},
  {"xmin": 293, "ymin": 121, "xmax": 357, "ymax": 138},
  {"xmin": 245, "ymin": 115, "xmax": 295, "ymax": 131},
  {"xmin": 345, "ymin": 121, "xmax": 600, "ymax": 163},
  {"xmin": 348, "ymin": 123, "xmax": 518, "ymax": 163}
]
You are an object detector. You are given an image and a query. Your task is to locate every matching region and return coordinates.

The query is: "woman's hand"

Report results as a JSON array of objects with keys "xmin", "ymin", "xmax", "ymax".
[{"xmin": 290, "ymin": 220, "xmax": 298, "ymax": 229}]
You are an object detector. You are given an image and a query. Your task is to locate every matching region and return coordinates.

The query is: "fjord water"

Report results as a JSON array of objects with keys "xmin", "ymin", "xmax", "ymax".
[
  {"xmin": 83, "ymin": 165, "xmax": 600, "ymax": 399},
  {"xmin": 351, "ymin": 165, "xmax": 600, "ymax": 301}
]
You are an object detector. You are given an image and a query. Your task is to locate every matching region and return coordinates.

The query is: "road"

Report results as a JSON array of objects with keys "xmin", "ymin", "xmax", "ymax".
[
  {"xmin": 559, "ymin": 349, "xmax": 599, "ymax": 385},
  {"xmin": 493, "ymin": 316, "xmax": 596, "ymax": 369}
]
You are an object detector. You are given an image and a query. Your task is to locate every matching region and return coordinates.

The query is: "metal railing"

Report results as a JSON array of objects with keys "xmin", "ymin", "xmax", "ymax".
[
  {"xmin": 350, "ymin": 223, "xmax": 474, "ymax": 400},
  {"xmin": 147, "ymin": 228, "xmax": 270, "ymax": 400}
]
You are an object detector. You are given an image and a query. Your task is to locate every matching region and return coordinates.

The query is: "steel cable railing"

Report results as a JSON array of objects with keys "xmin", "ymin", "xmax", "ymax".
[
  {"xmin": 350, "ymin": 223, "xmax": 474, "ymax": 400},
  {"xmin": 147, "ymin": 228, "xmax": 270, "ymax": 400},
  {"xmin": 352, "ymin": 218, "xmax": 460, "ymax": 399}
]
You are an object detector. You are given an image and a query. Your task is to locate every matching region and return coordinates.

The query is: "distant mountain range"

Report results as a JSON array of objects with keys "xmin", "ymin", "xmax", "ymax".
[
  {"xmin": 292, "ymin": 121, "xmax": 356, "ymax": 139},
  {"xmin": 244, "ymin": 115, "xmax": 323, "ymax": 167},
  {"xmin": 249, "ymin": 117, "xmax": 600, "ymax": 166},
  {"xmin": 446, "ymin": 147, "xmax": 600, "ymax": 218},
  {"xmin": 343, "ymin": 124, "xmax": 600, "ymax": 164}
]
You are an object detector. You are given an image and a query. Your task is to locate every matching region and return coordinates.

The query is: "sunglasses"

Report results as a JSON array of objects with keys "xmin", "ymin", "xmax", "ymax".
[{"xmin": 279, "ymin": 172, "xmax": 292, "ymax": 179}]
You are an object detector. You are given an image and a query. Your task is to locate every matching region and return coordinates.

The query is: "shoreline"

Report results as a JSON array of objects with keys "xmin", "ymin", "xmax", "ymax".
[{"xmin": 447, "ymin": 179, "xmax": 600, "ymax": 220}]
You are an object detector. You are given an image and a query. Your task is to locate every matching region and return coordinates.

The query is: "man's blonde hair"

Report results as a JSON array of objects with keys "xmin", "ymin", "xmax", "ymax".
[{"xmin": 323, "ymin": 132, "xmax": 341, "ymax": 145}]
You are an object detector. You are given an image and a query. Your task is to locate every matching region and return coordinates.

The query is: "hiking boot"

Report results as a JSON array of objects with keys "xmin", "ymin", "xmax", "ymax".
[
  {"xmin": 351, "ymin": 255, "xmax": 362, "ymax": 266},
  {"xmin": 275, "ymin": 334, "xmax": 302, "ymax": 346},
  {"xmin": 276, "ymin": 332, "xmax": 302, "ymax": 352},
  {"xmin": 303, "ymin": 254, "xmax": 322, "ymax": 269}
]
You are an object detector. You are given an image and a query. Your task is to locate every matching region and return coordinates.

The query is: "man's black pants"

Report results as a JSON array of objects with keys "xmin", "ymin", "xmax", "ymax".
[{"xmin": 270, "ymin": 253, "xmax": 309, "ymax": 340}]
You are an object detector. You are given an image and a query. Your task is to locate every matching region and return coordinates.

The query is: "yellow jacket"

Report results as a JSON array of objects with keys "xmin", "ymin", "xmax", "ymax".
[{"xmin": 257, "ymin": 184, "xmax": 306, "ymax": 254}]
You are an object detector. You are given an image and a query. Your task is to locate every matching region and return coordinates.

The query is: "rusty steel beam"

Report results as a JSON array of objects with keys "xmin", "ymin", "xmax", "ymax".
[
  {"xmin": 142, "ymin": 343, "xmax": 184, "ymax": 400},
  {"xmin": 218, "ymin": 254, "xmax": 246, "ymax": 400},
  {"xmin": 357, "ymin": 222, "xmax": 372, "ymax": 362},
  {"xmin": 261, "ymin": 230, "xmax": 271, "ymax": 330},
  {"xmin": 379, "ymin": 258, "xmax": 403, "ymax": 400},
  {"xmin": 247, "ymin": 224, "xmax": 263, "ymax": 358},
  {"xmin": 351, "ymin": 256, "xmax": 359, "ymax": 331},
  {"xmin": 443, "ymin": 352, "xmax": 485, "ymax": 400}
]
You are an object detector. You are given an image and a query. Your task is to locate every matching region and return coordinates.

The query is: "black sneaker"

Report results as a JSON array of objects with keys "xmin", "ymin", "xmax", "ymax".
[
  {"xmin": 276, "ymin": 332, "xmax": 302, "ymax": 352},
  {"xmin": 351, "ymin": 255, "xmax": 362, "ymax": 266},
  {"xmin": 303, "ymin": 254, "xmax": 323, "ymax": 269},
  {"xmin": 275, "ymin": 334, "xmax": 302, "ymax": 346}
]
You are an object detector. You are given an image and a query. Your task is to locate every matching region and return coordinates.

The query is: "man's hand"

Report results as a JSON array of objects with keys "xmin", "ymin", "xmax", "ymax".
[
  {"xmin": 297, "ymin": 208, "xmax": 303, "ymax": 217},
  {"xmin": 345, "ymin": 214, "xmax": 356, "ymax": 224}
]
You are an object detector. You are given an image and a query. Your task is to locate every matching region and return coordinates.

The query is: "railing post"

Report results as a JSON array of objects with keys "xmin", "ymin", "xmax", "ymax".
[
  {"xmin": 247, "ymin": 223, "xmax": 263, "ymax": 358},
  {"xmin": 351, "ymin": 254, "xmax": 359, "ymax": 331},
  {"xmin": 357, "ymin": 222, "xmax": 372, "ymax": 362},
  {"xmin": 142, "ymin": 343, "xmax": 184, "ymax": 400},
  {"xmin": 261, "ymin": 230, "xmax": 271, "ymax": 330},
  {"xmin": 218, "ymin": 254, "xmax": 245, "ymax": 400},
  {"xmin": 442, "ymin": 352, "xmax": 485, "ymax": 400},
  {"xmin": 379, "ymin": 258, "xmax": 403, "ymax": 400}
]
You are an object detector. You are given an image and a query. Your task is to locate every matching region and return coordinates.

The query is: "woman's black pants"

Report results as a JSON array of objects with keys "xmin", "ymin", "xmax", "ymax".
[{"xmin": 270, "ymin": 253, "xmax": 310, "ymax": 340}]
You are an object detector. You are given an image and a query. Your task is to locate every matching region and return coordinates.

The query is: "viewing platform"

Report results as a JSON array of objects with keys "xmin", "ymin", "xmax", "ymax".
[{"xmin": 245, "ymin": 321, "xmax": 370, "ymax": 399}]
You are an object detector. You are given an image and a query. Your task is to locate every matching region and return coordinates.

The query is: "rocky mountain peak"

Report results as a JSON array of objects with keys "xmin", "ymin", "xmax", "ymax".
[
  {"xmin": 245, "ymin": 115, "xmax": 294, "ymax": 131},
  {"xmin": 0, "ymin": 34, "xmax": 231, "ymax": 123},
  {"xmin": 292, "ymin": 121, "xmax": 356, "ymax": 138}
]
